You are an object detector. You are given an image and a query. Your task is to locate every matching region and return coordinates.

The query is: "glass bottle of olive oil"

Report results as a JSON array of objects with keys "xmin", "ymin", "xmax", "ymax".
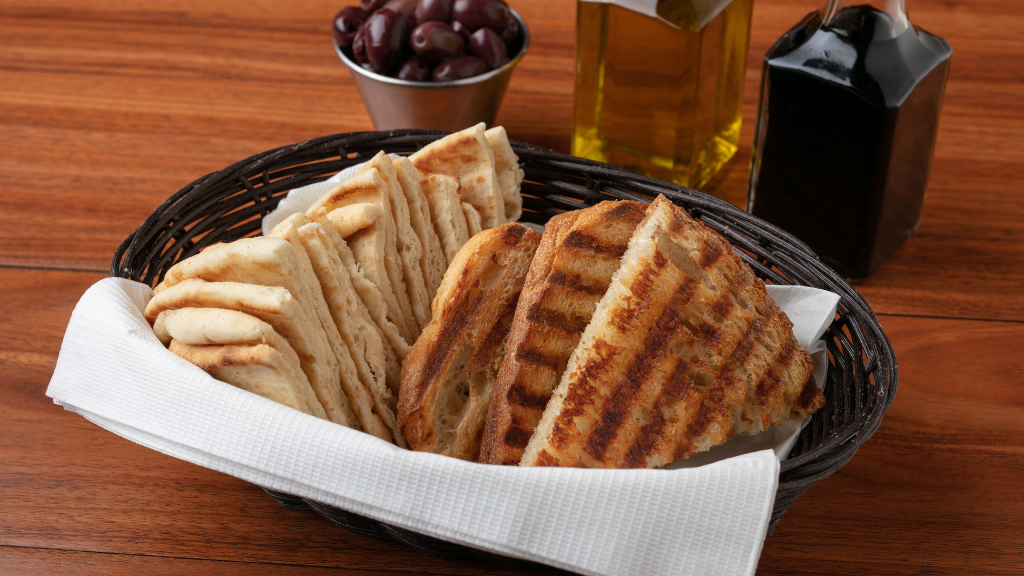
[{"xmin": 572, "ymin": 0, "xmax": 754, "ymax": 190}]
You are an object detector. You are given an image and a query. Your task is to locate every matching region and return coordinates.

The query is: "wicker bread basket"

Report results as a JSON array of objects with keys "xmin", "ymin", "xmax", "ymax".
[{"xmin": 112, "ymin": 129, "xmax": 897, "ymax": 571}]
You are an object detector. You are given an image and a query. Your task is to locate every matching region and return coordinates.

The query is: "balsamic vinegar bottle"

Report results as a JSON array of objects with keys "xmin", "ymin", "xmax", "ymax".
[{"xmin": 747, "ymin": 0, "xmax": 951, "ymax": 280}]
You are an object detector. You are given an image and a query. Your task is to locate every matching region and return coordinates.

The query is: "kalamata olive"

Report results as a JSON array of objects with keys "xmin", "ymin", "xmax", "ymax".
[
  {"xmin": 361, "ymin": 0, "xmax": 389, "ymax": 13},
  {"xmin": 414, "ymin": 0, "xmax": 453, "ymax": 24},
  {"xmin": 352, "ymin": 27, "xmax": 369, "ymax": 65},
  {"xmin": 396, "ymin": 55, "xmax": 432, "ymax": 81},
  {"xmin": 411, "ymin": 21, "xmax": 466, "ymax": 64},
  {"xmin": 432, "ymin": 55, "xmax": 489, "ymax": 81},
  {"xmin": 383, "ymin": 0, "xmax": 418, "ymax": 18},
  {"xmin": 451, "ymin": 0, "xmax": 512, "ymax": 32},
  {"xmin": 469, "ymin": 27, "xmax": 508, "ymax": 69},
  {"xmin": 333, "ymin": 6, "xmax": 369, "ymax": 49},
  {"xmin": 500, "ymin": 17, "xmax": 518, "ymax": 50},
  {"xmin": 364, "ymin": 8, "xmax": 410, "ymax": 74},
  {"xmin": 452, "ymin": 20, "xmax": 472, "ymax": 41}
]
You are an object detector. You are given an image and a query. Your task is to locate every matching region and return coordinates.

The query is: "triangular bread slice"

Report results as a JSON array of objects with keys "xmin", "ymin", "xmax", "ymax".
[
  {"xmin": 484, "ymin": 127, "xmax": 525, "ymax": 222},
  {"xmin": 145, "ymin": 278, "xmax": 352, "ymax": 425},
  {"xmin": 410, "ymin": 123, "xmax": 506, "ymax": 229},
  {"xmin": 398, "ymin": 223, "xmax": 542, "ymax": 461},
  {"xmin": 359, "ymin": 154, "xmax": 432, "ymax": 332},
  {"xmin": 297, "ymin": 219, "xmax": 406, "ymax": 447},
  {"xmin": 479, "ymin": 200, "xmax": 647, "ymax": 465},
  {"xmin": 270, "ymin": 214, "xmax": 394, "ymax": 443},
  {"xmin": 462, "ymin": 202, "xmax": 483, "ymax": 237},
  {"xmin": 152, "ymin": 237, "xmax": 359, "ymax": 428},
  {"xmin": 309, "ymin": 206, "xmax": 409, "ymax": 369},
  {"xmin": 393, "ymin": 156, "xmax": 447, "ymax": 303},
  {"xmin": 308, "ymin": 166, "xmax": 419, "ymax": 342},
  {"xmin": 521, "ymin": 196, "xmax": 824, "ymax": 468},
  {"xmin": 156, "ymin": 307, "xmax": 327, "ymax": 419},
  {"xmin": 420, "ymin": 173, "xmax": 470, "ymax": 267}
]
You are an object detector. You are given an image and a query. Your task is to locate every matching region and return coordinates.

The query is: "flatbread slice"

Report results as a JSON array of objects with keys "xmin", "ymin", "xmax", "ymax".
[
  {"xmin": 462, "ymin": 202, "xmax": 483, "ymax": 237},
  {"xmin": 308, "ymin": 166, "xmax": 419, "ymax": 342},
  {"xmin": 521, "ymin": 195, "xmax": 824, "ymax": 468},
  {"xmin": 410, "ymin": 123, "xmax": 506, "ymax": 229},
  {"xmin": 485, "ymin": 126, "xmax": 525, "ymax": 222},
  {"xmin": 298, "ymin": 220, "xmax": 406, "ymax": 447},
  {"xmin": 398, "ymin": 223, "xmax": 542, "ymax": 461},
  {"xmin": 152, "ymin": 237, "xmax": 358, "ymax": 428},
  {"xmin": 479, "ymin": 200, "xmax": 647, "ymax": 465},
  {"xmin": 393, "ymin": 156, "xmax": 447, "ymax": 304},
  {"xmin": 157, "ymin": 307, "xmax": 327, "ymax": 419},
  {"xmin": 420, "ymin": 173, "xmax": 470, "ymax": 267},
  {"xmin": 309, "ymin": 206, "xmax": 409, "ymax": 369},
  {"xmin": 145, "ymin": 279, "xmax": 351, "ymax": 425},
  {"xmin": 359, "ymin": 153, "xmax": 432, "ymax": 332},
  {"xmin": 271, "ymin": 214, "xmax": 394, "ymax": 443}
]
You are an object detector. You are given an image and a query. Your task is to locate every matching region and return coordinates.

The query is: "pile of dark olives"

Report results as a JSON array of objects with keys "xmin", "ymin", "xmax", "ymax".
[{"xmin": 333, "ymin": 0, "xmax": 520, "ymax": 82}]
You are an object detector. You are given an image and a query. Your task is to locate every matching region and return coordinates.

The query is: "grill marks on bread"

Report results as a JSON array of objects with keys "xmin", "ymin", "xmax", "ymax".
[
  {"xmin": 479, "ymin": 201, "xmax": 647, "ymax": 465},
  {"xmin": 398, "ymin": 224, "xmax": 541, "ymax": 461},
  {"xmin": 520, "ymin": 196, "xmax": 823, "ymax": 468}
]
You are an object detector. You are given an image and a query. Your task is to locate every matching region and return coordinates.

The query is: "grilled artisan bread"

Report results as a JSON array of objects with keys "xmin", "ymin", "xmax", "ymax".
[
  {"xmin": 398, "ymin": 223, "xmax": 541, "ymax": 461},
  {"xmin": 479, "ymin": 200, "xmax": 647, "ymax": 465},
  {"xmin": 521, "ymin": 196, "xmax": 825, "ymax": 468}
]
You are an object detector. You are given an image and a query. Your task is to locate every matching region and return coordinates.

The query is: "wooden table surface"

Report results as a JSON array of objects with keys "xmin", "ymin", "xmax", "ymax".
[{"xmin": 2, "ymin": 0, "xmax": 1022, "ymax": 574}]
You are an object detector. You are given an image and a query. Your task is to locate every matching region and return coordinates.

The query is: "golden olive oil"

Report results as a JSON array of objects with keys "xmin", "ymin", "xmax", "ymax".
[{"xmin": 572, "ymin": 0, "xmax": 753, "ymax": 189}]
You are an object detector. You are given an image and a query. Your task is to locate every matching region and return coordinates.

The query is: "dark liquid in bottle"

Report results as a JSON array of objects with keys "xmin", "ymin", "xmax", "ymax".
[{"xmin": 748, "ymin": 6, "xmax": 951, "ymax": 280}]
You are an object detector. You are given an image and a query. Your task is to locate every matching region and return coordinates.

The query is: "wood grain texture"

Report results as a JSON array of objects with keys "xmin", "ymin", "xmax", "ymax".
[{"xmin": 1, "ymin": 0, "xmax": 1023, "ymax": 573}]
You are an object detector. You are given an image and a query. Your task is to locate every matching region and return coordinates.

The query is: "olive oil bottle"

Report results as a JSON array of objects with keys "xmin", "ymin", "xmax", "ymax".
[{"xmin": 572, "ymin": 0, "xmax": 753, "ymax": 189}]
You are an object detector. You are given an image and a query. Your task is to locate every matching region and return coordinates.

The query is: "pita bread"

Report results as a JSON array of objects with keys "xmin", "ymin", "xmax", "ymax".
[
  {"xmin": 297, "ymin": 220, "xmax": 406, "ymax": 447},
  {"xmin": 359, "ymin": 154, "xmax": 432, "ymax": 332},
  {"xmin": 157, "ymin": 307, "xmax": 327, "ymax": 420},
  {"xmin": 420, "ymin": 173, "xmax": 470, "ymax": 268},
  {"xmin": 152, "ymin": 237, "xmax": 359, "ymax": 428},
  {"xmin": 484, "ymin": 127, "xmax": 524, "ymax": 222},
  {"xmin": 309, "ymin": 206, "xmax": 409, "ymax": 370},
  {"xmin": 169, "ymin": 338, "xmax": 326, "ymax": 419},
  {"xmin": 462, "ymin": 202, "xmax": 483, "ymax": 237},
  {"xmin": 410, "ymin": 123, "xmax": 506, "ymax": 229},
  {"xmin": 271, "ymin": 214, "xmax": 394, "ymax": 443},
  {"xmin": 309, "ymin": 166, "xmax": 419, "ymax": 342},
  {"xmin": 393, "ymin": 156, "xmax": 447, "ymax": 304},
  {"xmin": 521, "ymin": 196, "xmax": 823, "ymax": 468},
  {"xmin": 399, "ymin": 223, "xmax": 542, "ymax": 461}
]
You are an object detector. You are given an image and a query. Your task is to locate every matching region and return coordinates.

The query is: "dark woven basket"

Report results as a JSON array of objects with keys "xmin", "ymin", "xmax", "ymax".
[{"xmin": 112, "ymin": 129, "xmax": 897, "ymax": 572}]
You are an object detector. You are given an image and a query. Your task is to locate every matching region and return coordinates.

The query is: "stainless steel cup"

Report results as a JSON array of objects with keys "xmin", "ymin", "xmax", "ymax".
[{"xmin": 335, "ymin": 10, "xmax": 529, "ymax": 131}]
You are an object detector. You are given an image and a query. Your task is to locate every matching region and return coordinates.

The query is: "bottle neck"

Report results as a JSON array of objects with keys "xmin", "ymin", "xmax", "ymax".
[{"xmin": 820, "ymin": 0, "xmax": 909, "ymax": 37}]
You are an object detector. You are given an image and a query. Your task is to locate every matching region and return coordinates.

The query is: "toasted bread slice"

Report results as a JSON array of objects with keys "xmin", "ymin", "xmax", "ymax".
[
  {"xmin": 398, "ymin": 223, "xmax": 541, "ymax": 461},
  {"xmin": 484, "ymin": 127, "xmax": 524, "ymax": 222},
  {"xmin": 521, "ymin": 196, "xmax": 823, "ymax": 468},
  {"xmin": 152, "ymin": 237, "xmax": 359, "ymax": 428},
  {"xmin": 308, "ymin": 164, "xmax": 419, "ymax": 342},
  {"xmin": 157, "ymin": 307, "xmax": 327, "ymax": 419},
  {"xmin": 394, "ymin": 156, "xmax": 447, "ymax": 304},
  {"xmin": 410, "ymin": 123, "xmax": 505, "ymax": 229},
  {"xmin": 271, "ymin": 214, "xmax": 394, "ymax": 443},
  {"xmin": 462, "ymin": 202, "xmax": 483, "ymax": 237},
  {"xmin": 420, "ymin": 173, "xmax": 471, "ymax": 267},
  {"xmin": 297, "ymin": 220, "xmax": 406, "ymax": 447},
  {"xmin": 145, "ymin": 279, "xmax": 349, "ymax": 426},
  {"xmin": 360, "ymin": 153, "xmax": 433, "ymax": 332},
  {"xmin": 479, "ymin": 200, "xmax": 648, "ymax": 465}
]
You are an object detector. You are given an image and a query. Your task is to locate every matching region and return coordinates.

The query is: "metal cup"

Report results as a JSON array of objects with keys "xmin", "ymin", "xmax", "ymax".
[{"xmin": 335, "ymin": 10, "xmax": 529, "ymax": 131}]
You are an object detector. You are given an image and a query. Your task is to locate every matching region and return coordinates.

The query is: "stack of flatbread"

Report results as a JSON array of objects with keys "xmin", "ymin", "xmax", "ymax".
[
  {"xmin": 400, "ymin": 195, "xmax": 827, "ymax": 467},
  {"xmin": 144, "ymin": 123, "xmax": 525, "ymax": 447}
]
